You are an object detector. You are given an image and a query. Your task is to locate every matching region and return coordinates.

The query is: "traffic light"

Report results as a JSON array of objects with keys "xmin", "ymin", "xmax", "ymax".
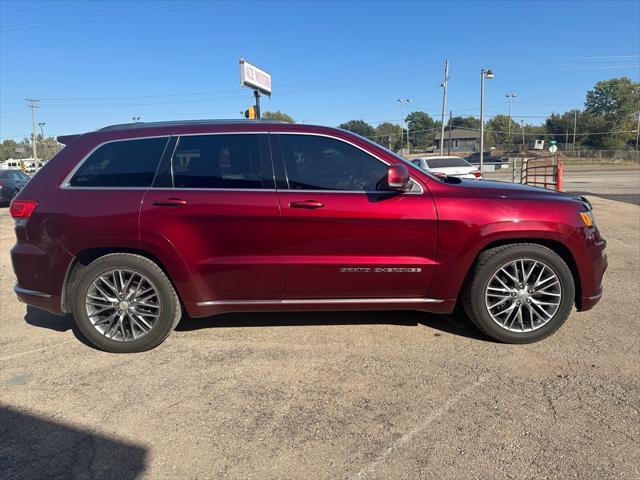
[{"xmin": 244, "ymin": 106, "xmax": 258, "ymax": 119}]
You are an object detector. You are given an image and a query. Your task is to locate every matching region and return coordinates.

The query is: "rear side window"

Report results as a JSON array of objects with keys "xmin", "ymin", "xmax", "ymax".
[
  {"xmin": 172, "ymin": 134, "xmax": 263, "ymax": 189},
  {"xmin": 69, "ymin": 137, "xmax": 168, "ymax": 187}
]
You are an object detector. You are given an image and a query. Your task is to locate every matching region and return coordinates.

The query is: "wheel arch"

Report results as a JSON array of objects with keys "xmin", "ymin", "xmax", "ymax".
[
  {"xmin": 61, "ymin": 247, "xmax": 185, "ymax": 313},
  {"xmin": 460, "ymin": 238, "xmax": 581, "ymax": 306}
]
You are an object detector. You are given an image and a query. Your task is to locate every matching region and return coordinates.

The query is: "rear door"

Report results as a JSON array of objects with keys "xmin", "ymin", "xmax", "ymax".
[
  {"xmin": 271, "ymin": 133, "xmax": 438, "ymax": 300},
  {"xmin": 141, "ymin": 132, "xmax": 284, "ymax": 303}
]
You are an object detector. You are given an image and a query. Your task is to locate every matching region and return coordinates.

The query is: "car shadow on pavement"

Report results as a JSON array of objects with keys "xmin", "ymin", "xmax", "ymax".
[
  {"xmin": 0, "ymin": 405, "xmax": 147, "ymax": 479},
  {"xmin": 24, "ymin": 306, "xmax": 96, "ymax": 349},
  {"xmin": 24, "ymin": 306, "xmax": 491, "ymax": 344},
  {"xmin": 176, "ymin": 310, "xmax": 491, "ymax": 342}
]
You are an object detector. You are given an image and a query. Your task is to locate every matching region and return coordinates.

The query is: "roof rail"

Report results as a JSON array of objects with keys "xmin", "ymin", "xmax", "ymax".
[{"xmin": 99, "ymin": 119, "xmax": 286, "ymax": 132}]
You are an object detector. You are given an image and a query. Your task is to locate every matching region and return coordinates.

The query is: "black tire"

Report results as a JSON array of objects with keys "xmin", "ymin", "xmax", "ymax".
[
  {"xmin": 72, "ymin": 253, "xmax": 181, "ymax": 353},
  {"xmin": 462, "ymin": 243, "xmax": 575, "ymax": 343}
]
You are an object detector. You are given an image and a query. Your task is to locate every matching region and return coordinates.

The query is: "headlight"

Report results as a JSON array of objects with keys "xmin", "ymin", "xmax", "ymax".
[{"xmin": 580, "ymin": 210, "xmax": 595, "ymax": 227}]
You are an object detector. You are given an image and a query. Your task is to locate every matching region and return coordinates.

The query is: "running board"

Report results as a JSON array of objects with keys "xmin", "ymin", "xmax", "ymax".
[{"xmin": 196, "ymin": 298, "xmax": 444, "ymax": 307}]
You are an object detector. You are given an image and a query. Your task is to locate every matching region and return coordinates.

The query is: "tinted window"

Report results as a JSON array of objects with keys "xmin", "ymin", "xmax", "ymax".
[
  {"xmin": 70, "ymin": 137, "xmax": 168, "ymax": 187},
  {"xmin": 280, "ymin": 135, "xmax": 388, "ymax": 191},
  {"xmin": 425, "ymin": 157, "xmax": 470, "ymax": 168},
  {"xmin": 172, "ymin": 134, "xmax": 263, "ymax": 189}
]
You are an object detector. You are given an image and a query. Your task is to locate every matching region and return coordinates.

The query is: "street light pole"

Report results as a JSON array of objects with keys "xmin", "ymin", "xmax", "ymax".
[
  {"xmin": 439, "ymin": 60, "xmax": 449, "ymax": 156},
  {"xmin": 479, "ymin": 69, "xmax": 493, "ymax": 175},
  {"xmin": 397, "ymin": 98, "xmax": 411, "ymax": 154},
  {"xmin": 38, "ymin": 122, "xmax": 46, "ymax": 163},
  {"xmin": 27, "ymin": 99, "xmax": 39, "ymax": 164},
  {"xmin": 506, "ymin": 93, "xmax": 516, "ymax": 140}
]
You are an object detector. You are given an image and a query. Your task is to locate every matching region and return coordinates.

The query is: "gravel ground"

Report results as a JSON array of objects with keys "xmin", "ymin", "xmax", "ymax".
[{"xmin": 0, "ymin": 191, "xmax": 638, "ymax": 479}]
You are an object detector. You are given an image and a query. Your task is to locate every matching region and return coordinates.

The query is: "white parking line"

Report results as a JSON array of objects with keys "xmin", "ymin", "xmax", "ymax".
[
  {"xmin": 350, "ymin": 374, "xmax": 490, "ymax": 480},
  {"xmin": 0, "ymin": 340, "xmax": 76, "ymax": 362}
]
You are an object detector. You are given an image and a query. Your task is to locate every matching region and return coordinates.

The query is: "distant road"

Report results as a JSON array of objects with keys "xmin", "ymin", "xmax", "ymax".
[{"xmin": 485, "ymin": 165, "xmax": 640, "ymax": 205}]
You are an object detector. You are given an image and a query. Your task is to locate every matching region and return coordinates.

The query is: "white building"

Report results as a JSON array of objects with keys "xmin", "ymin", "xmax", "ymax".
[{"xmin": 0, "ymin": 158, "xmax": 40, "ymax": 172}]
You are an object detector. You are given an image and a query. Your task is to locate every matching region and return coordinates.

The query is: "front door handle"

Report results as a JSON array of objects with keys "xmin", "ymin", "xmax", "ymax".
[
  {"xmin": 152, "ymin": 198, "xmax": 187, "ymax": 207},
  {"xmin": 289, "ymin": 200, "xmax": 325, "ymax": 209}
]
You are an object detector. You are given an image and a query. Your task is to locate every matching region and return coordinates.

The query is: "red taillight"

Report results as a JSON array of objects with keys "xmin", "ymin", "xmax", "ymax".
[
  {"xmin": 10, "ymin": 200, "xmax": 38, "ymax": 218},
  {"xmin": 472, "ymin": 170, "xmax": 482, "ymax": 178}
]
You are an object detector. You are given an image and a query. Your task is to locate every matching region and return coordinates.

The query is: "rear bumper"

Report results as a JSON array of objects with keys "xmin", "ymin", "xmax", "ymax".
[
  {"xmin": 11, "ymin": 242, "xmax": 70, "ymax": 316},
  {"xmin": 14, "ymin": 285, "xmax": 64, "ymax": 315}
]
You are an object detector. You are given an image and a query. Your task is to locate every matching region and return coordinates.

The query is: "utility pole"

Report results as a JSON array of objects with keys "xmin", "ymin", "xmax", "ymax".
[
  {"xmin": 38, "ymin": 122, "xmax": 46, "ymax": 163},
  {"xmin": 521, "ymin": 120, "xmax": 525, "ymax": 147},
  {"xmin": 439, "ymin": 60, "xmax": 449, "ymax": 155},
  {"xmin": 26, "ymin": 99, "xmax": 39, "ymax": 164},
  {"xmin": 447, "ymin": 110, "xmax": 453, "ymax": 156},
  {"xmin": 565, "ymin": 128, "xmax": 569, "ymax": 151},
  {"xmin": 505, "ymin": 93, "xmax": 516, "ymax": 140},
  {"xmin": 572, "ymin": 110, "xmax": 578, "ymax": 151},
  {"xmin": 397, "ymin": 98, "xmax": 411, "ymax": 154}
]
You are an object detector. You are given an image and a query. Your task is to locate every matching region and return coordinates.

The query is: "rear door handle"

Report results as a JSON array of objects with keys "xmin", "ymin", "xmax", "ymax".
[
  {"xmin": 152, "ymin": 198, "xmax": 187, "ymax": 207},
  {"xmin": 289, "ymin": 200, "xmax": 325, "ymax": 209}
]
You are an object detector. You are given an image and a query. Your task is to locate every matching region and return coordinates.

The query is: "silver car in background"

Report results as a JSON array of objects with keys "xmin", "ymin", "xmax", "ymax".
[{"xmin": 411, "ymin": 156, "xmax": 482, "ymax": 179}]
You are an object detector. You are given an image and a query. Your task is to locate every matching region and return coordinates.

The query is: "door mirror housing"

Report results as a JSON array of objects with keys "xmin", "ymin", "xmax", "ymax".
[{"xmin": 387, "ymin": 164, "xmax": 411, "ymax": 192}]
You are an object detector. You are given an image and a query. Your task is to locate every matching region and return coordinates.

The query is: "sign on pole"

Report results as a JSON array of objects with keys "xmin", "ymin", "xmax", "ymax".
[
  {"xmin": 549, "ymin": 144, "xmax": 558, "ymax": 153},
  {"xmin": 239, "ymin": 59, "xmax": 272, "ymax": 96}
]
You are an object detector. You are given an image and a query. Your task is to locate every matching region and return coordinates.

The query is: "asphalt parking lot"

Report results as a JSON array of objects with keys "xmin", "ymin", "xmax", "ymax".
[{"xmin": 1, "ymin": 165, "xmax": 639, "ymax": 480}]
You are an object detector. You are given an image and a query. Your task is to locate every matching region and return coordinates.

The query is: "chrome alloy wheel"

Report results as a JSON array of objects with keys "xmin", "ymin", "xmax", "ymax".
[
  {"xmin": 484, "ymin": 258, "xmax": 562, "ymax": 333},
  {"xmin": 85, "ymin": 269, "xmax": 162, "ymax": 342}
]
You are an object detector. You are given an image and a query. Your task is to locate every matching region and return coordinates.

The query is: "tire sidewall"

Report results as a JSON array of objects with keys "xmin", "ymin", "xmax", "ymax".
[
  {"xmin": 73, "ymin": 255, "xmax": 179, "ymax": 353},
  {"xmin": 469, "ymin": 245, "xmax": 575, "ymax": 343}
]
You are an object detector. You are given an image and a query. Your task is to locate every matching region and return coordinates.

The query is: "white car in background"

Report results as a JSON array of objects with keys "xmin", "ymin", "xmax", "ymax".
[{"xmin": 411, "ymin": 156, "xmax": 482, "ymax": 179}]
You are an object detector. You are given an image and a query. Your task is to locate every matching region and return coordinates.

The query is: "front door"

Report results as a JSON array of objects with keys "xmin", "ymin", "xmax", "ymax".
[
  {"xmin": 271, "ymin": 133, "xmax": 438, "ymax": 300},
  {"xmin": 141, "ymin": 133, "xmax": 284, "ymax": 303}
]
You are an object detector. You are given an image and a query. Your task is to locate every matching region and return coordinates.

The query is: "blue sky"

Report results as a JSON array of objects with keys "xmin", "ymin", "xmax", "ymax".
[{"xmin": 1, "ymin": 0, "xmax": 639, "ymax": 141}]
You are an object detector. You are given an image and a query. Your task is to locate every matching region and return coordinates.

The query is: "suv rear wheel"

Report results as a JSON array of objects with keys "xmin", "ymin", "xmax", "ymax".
[
  {"xmin": 462, "ymin": 243, "xmax": 575, "ymax": 343},
  {"xmin": 72, "ymin": 253, "xmax": 181, "ymax": 353}
]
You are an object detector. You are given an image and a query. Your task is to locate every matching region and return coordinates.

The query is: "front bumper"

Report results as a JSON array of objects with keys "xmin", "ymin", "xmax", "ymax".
[{"xmin": 574, "ymin": 228, "xmax": 607, "ymax": 312}]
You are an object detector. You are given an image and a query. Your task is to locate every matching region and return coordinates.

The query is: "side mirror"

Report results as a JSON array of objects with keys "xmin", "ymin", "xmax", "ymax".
[{"xmin": 387, "ymin": 164, "xmax": 411, "ymax": 192}]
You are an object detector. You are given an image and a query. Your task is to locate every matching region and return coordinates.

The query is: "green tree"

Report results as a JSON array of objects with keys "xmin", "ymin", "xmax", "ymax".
[
  {"xmin": 374, "ymin": 122, "xmax": 402, "ymax": 151},
  {"xmin": 485, "ymin": 114, "xmax": 521, "ymax": 146},
  {"xmin": 580, "ymin": 113, "xmax": 615, "ymax": 149},
  {"xmin": 338, "ymin": 119, "xmax": 376, "ymax": 140},
  {"xmin": 0, "ymin": 139, "xmax": 19, "ymax": 161},
  {"xmin": 263, "ymin": 111, "xmax": 295, "ymax": 123},
  {"xmin": 448, "ymin": 116, "xmax": 481, "ymax": 130},
  {"xmin": 584, "ymin": 77, "xmax": 639, "ymax": 148},
  {"xmin": 405, "ymin": 111, "xmax": 436, "ymax": 150},
  {"xmin": 0, "ymin": 136, "xmax": 62, "ymax": 162}
]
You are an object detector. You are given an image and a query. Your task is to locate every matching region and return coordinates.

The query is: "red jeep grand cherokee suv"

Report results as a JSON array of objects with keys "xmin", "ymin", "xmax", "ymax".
[{"xmin": 10, "ymin": 120, "xmax": 607, "ymax": 353}]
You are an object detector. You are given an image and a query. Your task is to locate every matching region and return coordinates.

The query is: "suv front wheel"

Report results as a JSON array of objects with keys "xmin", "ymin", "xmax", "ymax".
[
  {"xmin": 463, "ymin": 243, "xmax": 575, "ymax": 343},
  {"xmin": 73, "ymin": 253, "xmax": 182, "ymax": 353}
]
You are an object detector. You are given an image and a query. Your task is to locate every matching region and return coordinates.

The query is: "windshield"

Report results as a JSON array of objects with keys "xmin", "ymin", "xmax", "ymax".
[{"xmin": 425, "ymin": 157, "xmax": 470, "ymax": 168}]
